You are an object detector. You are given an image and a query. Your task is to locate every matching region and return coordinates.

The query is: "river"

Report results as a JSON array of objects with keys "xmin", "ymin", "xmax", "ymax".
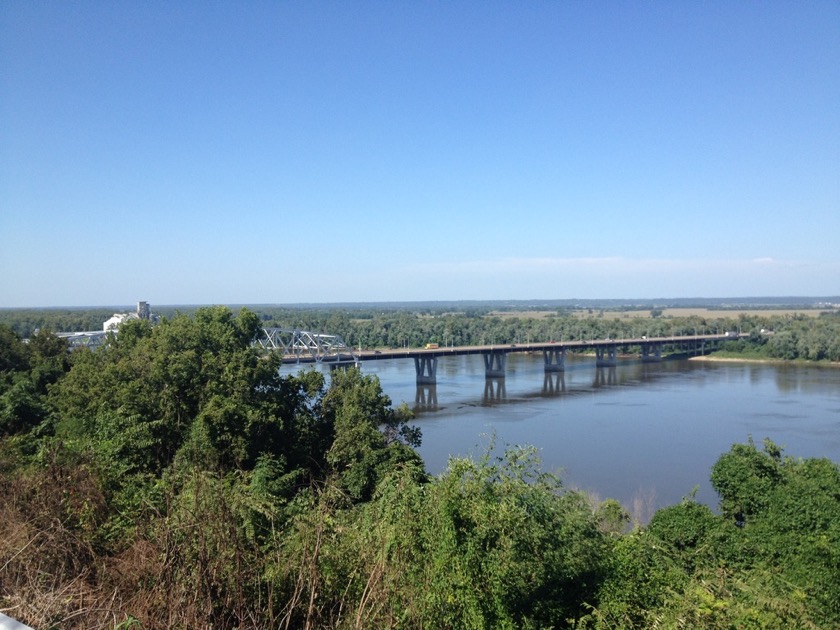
[{"xmin": 288, "ymin": 354, "xmax": 840, "ymax": 520}]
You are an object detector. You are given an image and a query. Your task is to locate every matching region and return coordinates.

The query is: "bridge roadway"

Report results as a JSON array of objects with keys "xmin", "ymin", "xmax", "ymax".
[{"xmin": 281, "ymin": 333, "xmax": 742, "ymax": 384}]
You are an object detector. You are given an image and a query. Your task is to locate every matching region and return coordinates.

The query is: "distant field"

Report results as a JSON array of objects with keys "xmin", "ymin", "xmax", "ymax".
[
  {"xmin": 658, "ymin": 307, "xmax": 829, "ymax": 319},
  {"xmin": 488, "ymin": 308, "xmax": 832, "ymax": 320},
  {"xmin": 488, "ymin": 311, "xmax": 558, "ymax": 319}
]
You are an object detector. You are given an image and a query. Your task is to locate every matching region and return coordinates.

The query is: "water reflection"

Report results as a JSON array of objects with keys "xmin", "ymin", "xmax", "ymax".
[
  {"xmin": 542, "ymin": 372, "xmax": 566, "ymax": 396},
  {"xmin": 593, "ymin": 367, "xmax": 618, "ymax": 388},
  {"xmin": 774, "ymin": 364, "xmax": 840, "ymax": 394},
  {"xmin": 414, "ymin": 384, "xmax": 438, "ymax": 412},
  {"xmin": 483, "ymin": 377, "xmax": 507, "ymax": 403}
]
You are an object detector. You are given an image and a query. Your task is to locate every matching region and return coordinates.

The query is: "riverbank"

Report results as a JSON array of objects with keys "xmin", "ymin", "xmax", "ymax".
[{"xmin": 689, "ymin": 353, "xmax": 840, "ymax": 368}]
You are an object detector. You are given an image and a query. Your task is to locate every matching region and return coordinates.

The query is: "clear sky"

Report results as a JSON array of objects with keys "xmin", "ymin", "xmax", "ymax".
[{"xmin": 1, "ymin": 2, "xmax": 838, "ymax": 307}]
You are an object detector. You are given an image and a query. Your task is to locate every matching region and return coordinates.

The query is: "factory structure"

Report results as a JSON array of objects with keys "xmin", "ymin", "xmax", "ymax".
[{"xmin": 103, "ymin": 301, "xmax": 155, "ymax": 331}]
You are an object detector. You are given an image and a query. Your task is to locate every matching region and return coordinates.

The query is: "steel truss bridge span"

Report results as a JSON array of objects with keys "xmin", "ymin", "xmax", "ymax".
[
  {"xmin": 56, "ymin": 327, "xmax": 361, "ymax": 362},
  {"xmin": 57, "ymin": 330, "xmax": 109, "ymax": 350},
  {"xmin": 256, "ymin": 328, "xmax": 358, "ymax": 365}
]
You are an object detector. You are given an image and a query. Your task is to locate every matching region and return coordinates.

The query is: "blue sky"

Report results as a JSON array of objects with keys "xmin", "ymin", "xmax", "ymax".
[{"xmin": 2, "ymin": 2, "xmax": 838, "ymax": 307}]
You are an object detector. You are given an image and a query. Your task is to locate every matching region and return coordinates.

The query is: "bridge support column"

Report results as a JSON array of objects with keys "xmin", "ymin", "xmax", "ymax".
[
  {"xmin": 414, "ymin": 356, "xmax": 438, "ymax": 385},
  {"xmin": 595, "ymin": 346, "xmax": 617, "ymax": 367},
  {"xmin": 641, "ymin": 342, "xmax": 662, "ymax": 362},
  {"xmin": 543, "ymin": 347, "xmax": 566, "ymax": 372},
  {"xmin": 328, "ymin": 359, "xmax": 359, "ymax": 374},
  {"xmin": 483, "ymin": 351, "xmax": 506, "ymax": 378}
]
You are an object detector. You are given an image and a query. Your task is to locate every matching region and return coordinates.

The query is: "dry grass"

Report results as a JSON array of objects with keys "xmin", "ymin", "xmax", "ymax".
[
  {"xmin": 0, "ymin": 455, "xmax": 126, "ymax": 630},
  {"xmin": 0, "ymin": 455, "xmax": 279, "ymax": 629}
]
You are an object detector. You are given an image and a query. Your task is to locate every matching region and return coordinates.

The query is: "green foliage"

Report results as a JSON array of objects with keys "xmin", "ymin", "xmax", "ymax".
[
  {"xmin": 647, "ymin": 566, "xmax": 819, "ymax": 629},
  {"xmin": 0, "ymin": 323, "xmax": 29, "ymax": 372},
  {"xmin": 0, "ymin": 375, "xmax": 47, "ymax": 436},
  {"xmin": 153, "ymin": 467, "xmax": 280, "ymax": 627},
  {"xmin": 710, "ymin": 437, "xmax": 784, "ymax": 522},
  {"xmin": 0, "ymin": 327, "xmax": 68, "ymax": 437},
  {"xmin": 594, "ymin": 498, "xmax": 631, "ymax": 535},
  {"xmin": 581, "ymin": 439, "xmax": 840, "ymax": 628},
  {"xmin": 653, "ymin": 440, "xmax": 840, "ymax": 628},
  {"xmin": 0, "ymin": 308, "xmax": 115, "ymax": 338},
  {"xmin": 730, "ymin": 452, "xmax": 840, "ymax": 625},
  {"xmin": 648, "ymin": 498, "xmax": 717, "ymax": 555},
  {"xmin": 2, "ymin": 302, "xmax": 839, "ymax": 628},
  {"xmin": 323, "ymin": 367, "xmax": 424, "ymax": 501},
  {"xmin": 52, "ymin": 307, "xmax": 287, "ymax": 474},
  {"xmin": 406, "ymin": 447, "xmax": 607, "ymax": 628},
  {"xmin": 280, "ymin": 446, "xmax": 608, "ymax": 628},
  {"xmin": 579, "ymin": 529, "xmax": 689, "ymax": 628}
]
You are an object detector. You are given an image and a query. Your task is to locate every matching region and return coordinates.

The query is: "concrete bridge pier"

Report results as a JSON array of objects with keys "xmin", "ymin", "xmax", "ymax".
[
  {"xmin": 483, "ymin": 351, "xmax": 507, "ymax": 378},
  {"xmin": 595, "ymin": 346, "xmax": 617, "ymax": 367},
  {"xmin": 414, "ymin": 355, "xmax": 438, "ymax": 385},
  {"xmin": 543, "ymin": 347, "xmax": 566, "ymax": 372},
  {"xmin": 641, "ymin": 342, "xmax": 663, "ymax": 362},
  {"xmin": 328, "ymin": 358, "xmax": 360, "ymax": 374}
]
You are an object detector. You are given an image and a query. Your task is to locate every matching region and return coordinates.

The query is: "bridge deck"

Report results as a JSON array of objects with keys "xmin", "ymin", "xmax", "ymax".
[{"xmin": 281, "ymin": 333, "xmax": 741, "ymax": 364}]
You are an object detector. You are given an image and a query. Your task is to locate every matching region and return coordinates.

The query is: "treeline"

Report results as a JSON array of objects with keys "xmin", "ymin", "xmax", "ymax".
[
  {"xmin": 1, "ymin": 307, "xmax": 839, "ymax": 628},
  {"xmin": 3, "ymin": 304, "xmax": 839, "ymax": 361},
  {"xmin": 727, "ymin": 314, "xmax": 840, "ymax": 361},
  {"xmin": 262, "ymin": 307, "xmax": 840, "ymax": 362},
  {"xmin": 0, "ymin": 308, "xmax": 118, "ymax": 337},
  {"xmin": 0, "ymin": 306, "xmax": 188, "ymax": 338}
]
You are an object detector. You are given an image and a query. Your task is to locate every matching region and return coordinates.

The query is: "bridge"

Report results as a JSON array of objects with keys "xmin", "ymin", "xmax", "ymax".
[
  {"xmin": 55, "ymin": 327, "xmax": 360, "ymax": 355},
  {"xmin": 56, "ymin": 330, "xmax": 110, "ymax": 349},
  {"xmin": 56, "ymin": 326, "xmax": 741, "ymax": 385},
  {"xmin": 255, "ymin": 328, "xmax": 359, "ymax": 364},
  {"xmin": 55, "ymin": 327, "xmax": 362, "ymax": 356},
  {"xmin": 267, "ymin": 329, "xmax": 743, "ymax": 385}
]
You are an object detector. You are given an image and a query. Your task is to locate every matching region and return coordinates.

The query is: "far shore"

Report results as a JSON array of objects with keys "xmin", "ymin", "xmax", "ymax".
[{"xmin": 689, "ymin": 354, "xmax": 840, "ymax": 368}]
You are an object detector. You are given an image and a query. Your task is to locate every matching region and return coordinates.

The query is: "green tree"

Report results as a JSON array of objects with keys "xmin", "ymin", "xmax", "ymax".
[
  {"xmin": 0, "ymin": 324, "xmax": 29, "ymax": 373},
  {"xmin": 53, "ymin": 307, "xmax": 283, "ymax": 475},
  {"xmin": 710, "ymin": 437, "xmax": 784, "ymax": 523},
  {"xmin": 0, "ymin": 327, "xmax": 67, "ymax": 437},
  {"xmin": 322, "ymin": 367, "xmax": 422, "ymax": 501},
  {"xmin": 280, "ymin": 445, "xmax": 608, "ymax": 628}
]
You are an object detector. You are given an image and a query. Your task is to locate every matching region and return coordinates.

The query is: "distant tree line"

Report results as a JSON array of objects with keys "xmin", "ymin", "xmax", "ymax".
[
  {"xmin": 1, "ymin": 306, "xmax": 839, "ymax": 628},
  {"xmin": 257, "ymin": 307, "xmax": 840, "ymax": 362},
  {"xmin": 3, "ymin": 305, "xmax": 840, "ymax": 362}
]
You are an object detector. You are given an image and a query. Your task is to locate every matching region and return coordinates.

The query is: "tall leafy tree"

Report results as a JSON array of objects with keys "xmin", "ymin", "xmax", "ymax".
[{"xmin": 321, "ymin": 367, "xmax": 422, "ymax": 501}]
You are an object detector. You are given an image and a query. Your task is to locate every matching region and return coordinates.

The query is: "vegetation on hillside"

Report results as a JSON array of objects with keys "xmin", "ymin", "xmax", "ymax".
[{"xmin": 1, "ymin": 306, "xmax": 839, "ymax": 628}]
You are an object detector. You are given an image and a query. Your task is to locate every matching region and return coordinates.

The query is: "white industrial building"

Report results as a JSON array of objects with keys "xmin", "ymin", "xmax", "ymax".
[{"xmin": 102, "ymin": 301, "xmax": 153, "ymax": 331}]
